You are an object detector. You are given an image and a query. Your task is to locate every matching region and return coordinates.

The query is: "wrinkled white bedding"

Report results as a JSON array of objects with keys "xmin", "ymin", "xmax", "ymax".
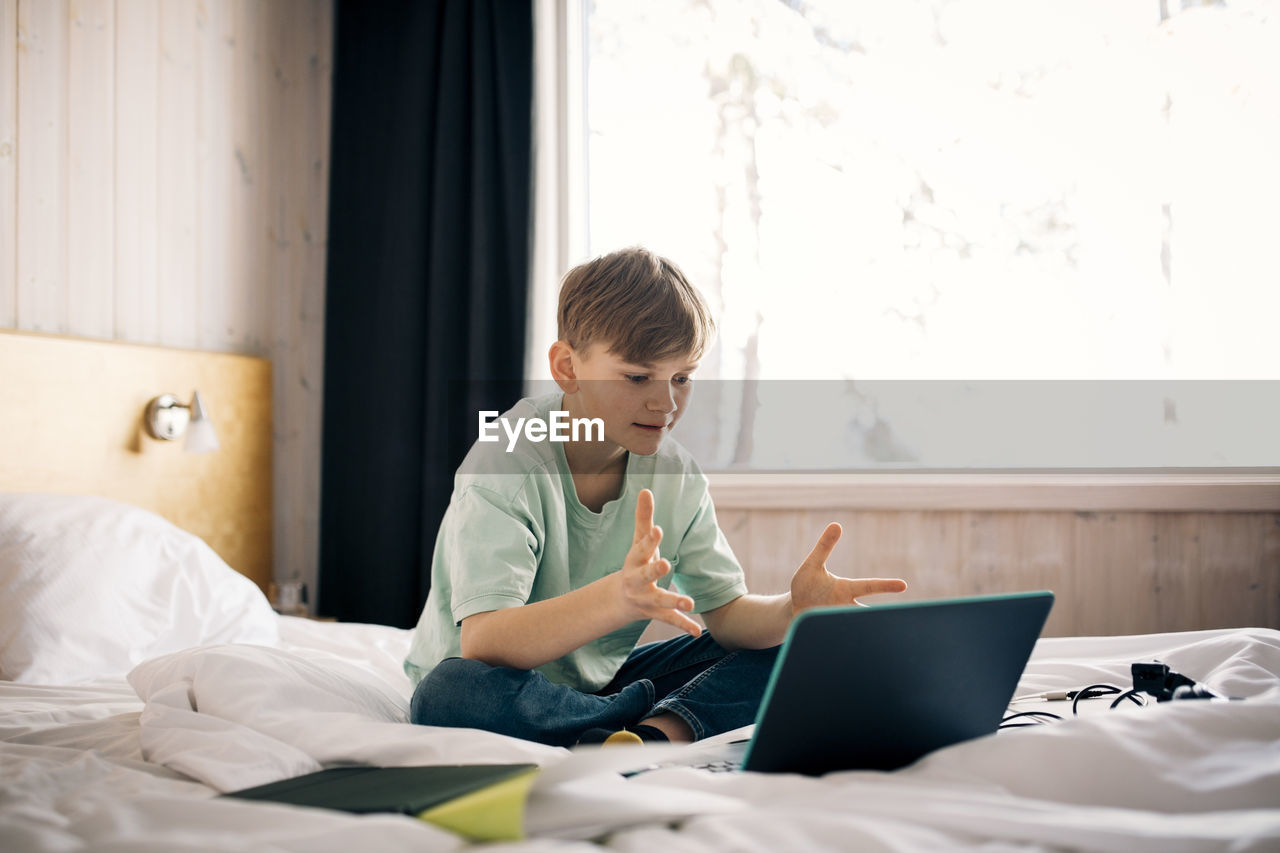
[{"xmin": 2, "ymin": 618, "xmax": 1278, "ymax": 851}]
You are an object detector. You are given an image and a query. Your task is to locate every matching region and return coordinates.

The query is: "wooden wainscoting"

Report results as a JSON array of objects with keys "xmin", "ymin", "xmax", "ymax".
[
  {"xmin": 712, "ymin": 507, "xmax": 1280, "ymax": 638},
  {"xmin": 635, "ymin": 474, "xmax": 1280, "ymax": 644},
  {"xmin": 691, "ymin": 474, "xmax": 1280, "ymax": 638}
]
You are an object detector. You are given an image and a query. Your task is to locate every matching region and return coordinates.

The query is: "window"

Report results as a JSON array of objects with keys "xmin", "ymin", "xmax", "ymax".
[{"xmin": 534, "ymin": 0, "xmax": 1280, "ymax": 471}]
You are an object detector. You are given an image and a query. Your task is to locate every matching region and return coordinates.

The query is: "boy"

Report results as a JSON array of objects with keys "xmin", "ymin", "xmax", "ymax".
[{"xmin": 405, "ymin": 247, "xmax": 906, "ymax": 746}]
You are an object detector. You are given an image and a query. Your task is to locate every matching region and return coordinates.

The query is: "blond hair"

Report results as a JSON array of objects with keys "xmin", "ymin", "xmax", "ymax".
[{"xmin": 557, "ymin": 247, "xmax": 715, "ymax": 364}]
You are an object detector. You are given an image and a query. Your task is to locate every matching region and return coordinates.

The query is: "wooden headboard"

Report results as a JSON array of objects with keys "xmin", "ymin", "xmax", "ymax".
[{"xmin": 0, "ymin": 331, "xmax": 273, "ymax": 592}]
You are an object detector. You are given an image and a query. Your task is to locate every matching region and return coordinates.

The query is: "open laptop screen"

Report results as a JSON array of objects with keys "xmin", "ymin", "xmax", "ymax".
[{"xmin": 743, "ymin": 591, "xmax": 1054, "ymax": 775}]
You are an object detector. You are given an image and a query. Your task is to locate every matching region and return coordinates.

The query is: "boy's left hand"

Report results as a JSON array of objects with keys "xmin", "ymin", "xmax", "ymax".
[{"xmin": 790, "ymin": 522, "xmax": 907, "ymax": 612}]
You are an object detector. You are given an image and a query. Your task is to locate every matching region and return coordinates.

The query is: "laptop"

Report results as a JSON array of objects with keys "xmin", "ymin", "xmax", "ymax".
[{"xmin": 664, "ymin": 591, "xmax": 1054, "ymax": 776}]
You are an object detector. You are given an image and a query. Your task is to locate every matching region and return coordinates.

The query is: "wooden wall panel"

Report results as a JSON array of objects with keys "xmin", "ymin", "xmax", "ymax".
[
  {"xmin": 269, "ymin": 0, "xmax": 331, "ymax": 587},
  {"xmin": 711, "ymin": 508, "xmax": 1280, "ymax": 638},
  {"xmin": 301, "ymin": 0, "xmax": 332, "ymax": 591},
  {"xmin": 1197, "ymin": 513, "xmax": 1280, "ymax": 629},
  {"xmin": 1150, "ymin": 513, "xmax": 1200, "ymax": 633},
  {"xmin": 157, "ymin": 0, "xmax": 199, "ymax": 349},
  {"xmin": 16, "ymin": 0, "xmax": 68, "ymax": 333},
  {"xmin": 67, "ymin": 0, "xmax": 115, "ymax": 338},
  {"xmin": 231, "ymin": 0, "xmax": 268, "ymax": 354},
  {"xmin": 195, "ymin": 0, "xmax": 233, "ymax": 351},
  {"xmin": 0, "ymin": 0, "xmax": 15, "ymax": 327},
  {"xmin": 2, "ymin": 0, "xmax": 333, "ymax": 599},
  {"xmin": 115, "ymin": 0, "xmax": 160, "ymax": 342}
]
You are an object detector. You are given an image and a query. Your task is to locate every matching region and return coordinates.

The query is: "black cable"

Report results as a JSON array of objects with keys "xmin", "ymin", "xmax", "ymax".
[
  {"xmin": 1109, "ymin": 688, "xmax": 1146, "ymax": 709},
  {"xmin": 1007, "ymin": 665, "xmax": 1209, "ymax": 732},
  {"xmin": 1005, "ymin": 676, "xmax": 1165, "ymax": 732},
  {"xmin": 1070, "ymin": 683, "xmax": 1119, "ymax": 716},
  {"xmin": 999, "ymin": 710, "xmax": 1063, "ymax": 730}
]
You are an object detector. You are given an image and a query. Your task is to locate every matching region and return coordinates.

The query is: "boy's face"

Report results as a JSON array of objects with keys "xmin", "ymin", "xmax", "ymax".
[{"xmin": 560, "ymin": 342, "xmax": 699, "ymax": 457}]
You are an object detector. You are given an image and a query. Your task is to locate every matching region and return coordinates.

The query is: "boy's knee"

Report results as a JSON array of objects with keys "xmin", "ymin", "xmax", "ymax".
[{"xmin": 409, "ymin": 657, "xmax": 495, "ymax": 727}]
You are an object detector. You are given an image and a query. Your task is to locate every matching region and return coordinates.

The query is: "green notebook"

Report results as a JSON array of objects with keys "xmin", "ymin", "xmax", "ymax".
[{"xmin": 223, "ymin": 764, "xmax": 541, "ymax": 841}]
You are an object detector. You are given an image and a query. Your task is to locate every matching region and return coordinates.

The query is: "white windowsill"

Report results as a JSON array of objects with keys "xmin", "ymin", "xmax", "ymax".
[{"xmin": 706, "ymin": 471, "xmax": 1280, "ymax": 512}]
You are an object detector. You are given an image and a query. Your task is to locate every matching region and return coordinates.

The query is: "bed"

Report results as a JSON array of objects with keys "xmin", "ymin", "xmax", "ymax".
[
  {"xmin": 2, "ymin": 334, "xmax": 1279, "ymax": 851},
  {"xmin": 2, "ymin": 507, "xmax": 1278, "ymax": 851}
]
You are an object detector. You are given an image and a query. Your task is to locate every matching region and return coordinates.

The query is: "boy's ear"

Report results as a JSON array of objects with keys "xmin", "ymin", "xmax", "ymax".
[{"xmin": 548, "ymin": 341, "xmax": 579, "ymax": 393}]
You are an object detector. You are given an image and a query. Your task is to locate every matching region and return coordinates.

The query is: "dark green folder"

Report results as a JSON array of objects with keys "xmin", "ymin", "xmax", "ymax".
[{"xmin": 223, "ymin": 764, "xmax": 540, "ymax": 840}]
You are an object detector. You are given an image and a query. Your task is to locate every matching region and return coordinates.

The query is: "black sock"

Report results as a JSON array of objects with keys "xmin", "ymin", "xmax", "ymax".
[{"xmin": 631, "ymin": 724, "xmax": 670, "ymax": 743}]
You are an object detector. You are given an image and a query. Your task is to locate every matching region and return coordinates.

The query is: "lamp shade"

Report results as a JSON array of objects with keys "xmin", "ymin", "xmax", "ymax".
[{"xmin": 184, "ymin": 391, "xmax": 221, "ymax": 454}]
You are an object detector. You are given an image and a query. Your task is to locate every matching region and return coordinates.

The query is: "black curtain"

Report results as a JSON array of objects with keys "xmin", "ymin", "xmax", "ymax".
[{"xmin": 318, "ymin": 0, "xmax": 533, "ymax": 626}]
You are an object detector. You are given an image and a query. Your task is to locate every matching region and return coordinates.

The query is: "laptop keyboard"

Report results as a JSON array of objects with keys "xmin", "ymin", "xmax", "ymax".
[
  {"xmin": 621, "ymin": 738, "xmax": 750, "ymax": 777},
  {"xmin": 624, "ymin": 757, "xmax": 740, "ymax": 777},
  {"xmin": 688, "ymin": 759, "xmax": 740, "ymax": 773}
]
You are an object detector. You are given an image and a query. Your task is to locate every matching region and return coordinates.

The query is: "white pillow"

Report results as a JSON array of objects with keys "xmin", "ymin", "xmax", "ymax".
[{"xmin": 0, "ymin": 492, "xmax": 279, "ymax": 684}]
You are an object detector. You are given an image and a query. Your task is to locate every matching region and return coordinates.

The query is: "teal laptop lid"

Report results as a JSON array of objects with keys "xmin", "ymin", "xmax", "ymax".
[{"xmin": 742, "ymin": 591, "xmax": 1054, "ymax": 775}]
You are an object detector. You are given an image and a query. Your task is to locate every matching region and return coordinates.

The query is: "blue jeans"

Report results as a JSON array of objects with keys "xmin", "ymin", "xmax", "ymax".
[{"xmin": 409, "ymin": 632, "xmax": 779, "ymax": 747}]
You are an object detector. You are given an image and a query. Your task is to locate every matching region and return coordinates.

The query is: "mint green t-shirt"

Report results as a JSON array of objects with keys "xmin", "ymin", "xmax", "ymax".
[{"xmin": 403, "ymin": 392, "xmax": 748, "ymax": 692}]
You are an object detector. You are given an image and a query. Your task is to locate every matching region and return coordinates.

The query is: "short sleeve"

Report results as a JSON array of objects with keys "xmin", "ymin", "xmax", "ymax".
[
  {"xmin": 442, "ymin": 485, "xmax": 542, "ymax": 624},
  {"xmin": 670, "ymin": 490, "xmax": 748, "ymax": 613}
]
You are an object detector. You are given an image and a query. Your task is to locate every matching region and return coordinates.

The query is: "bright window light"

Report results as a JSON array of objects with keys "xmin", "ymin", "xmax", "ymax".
[{"xmin": 574, "ymin": 0, "xmax": 1280, "ymax": 469}]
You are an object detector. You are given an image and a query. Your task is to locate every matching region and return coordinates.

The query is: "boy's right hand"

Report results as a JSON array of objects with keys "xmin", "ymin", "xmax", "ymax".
[{"xmin": 618, "ymin": 489, "xmax": 702, "ymax": 637}]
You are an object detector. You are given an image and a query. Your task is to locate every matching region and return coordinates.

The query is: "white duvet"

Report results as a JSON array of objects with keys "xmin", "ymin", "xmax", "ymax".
[{"xmin": 2, "ymin": 619, "xmax": 1279, "ymax": 851}]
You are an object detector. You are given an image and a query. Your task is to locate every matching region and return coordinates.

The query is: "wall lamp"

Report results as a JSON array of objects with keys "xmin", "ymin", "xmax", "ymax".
[{"xmin": 144, "ymin": 391, "xmax": 221, "ymax": 454}]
